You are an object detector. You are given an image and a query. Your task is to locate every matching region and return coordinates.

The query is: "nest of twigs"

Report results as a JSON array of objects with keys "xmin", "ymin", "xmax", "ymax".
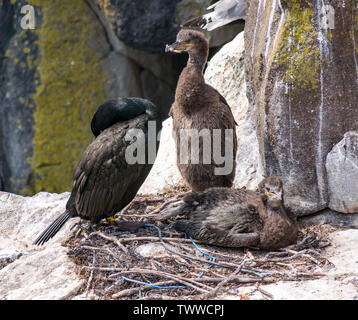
[{"xmin": 65, "ymin": 185, "xmax": 337, "ymax": 300}]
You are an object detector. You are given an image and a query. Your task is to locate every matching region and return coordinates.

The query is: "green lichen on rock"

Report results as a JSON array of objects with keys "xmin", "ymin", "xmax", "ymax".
[
  {"xmin": 275, "ymin": 1, "xmax": 320, "ymax": 89},
  {"xmin": 257, "ymin": 0, "xmax": 275, "ymax": 55},
  {"xmin": 25, "ymin": 0, "xmax": 110, "ymax": 194},
  {"xmin": 353, "ymin": 11, "xmax": 358, "ymax": 56}
]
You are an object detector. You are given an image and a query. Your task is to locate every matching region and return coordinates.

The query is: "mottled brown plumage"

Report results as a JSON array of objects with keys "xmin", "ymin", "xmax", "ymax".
[
  {"xmin": 173, "ymin": 176, "xmax": 297, "ymax": 250},
  {"xmin": 34, "ymin": 98, "xmax": 161, "ymax": 245},
  {"xmin": 166, "ymin": 29, "xmax": 237, "ymax": 192}
]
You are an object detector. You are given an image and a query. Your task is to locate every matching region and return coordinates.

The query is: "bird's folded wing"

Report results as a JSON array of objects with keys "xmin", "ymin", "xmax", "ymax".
[
  {"xmin": 73, "ymin": 119, "xmax": 148, "ymax": 220},
  {"xmin": 204, "ymin": 1, "xmax": 246, "ymax": 30},
  {"xmin": 174, "ymin": 218, "xmax": 259, "ymax": 248},
  {"xmin": 207, "ymin": 0, "xmax": 235, "ymax": 11}
]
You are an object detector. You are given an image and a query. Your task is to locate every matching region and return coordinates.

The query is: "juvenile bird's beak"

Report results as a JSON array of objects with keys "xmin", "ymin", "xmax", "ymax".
[
  {"xmin": 165, "ymin": 41, "xmax": 192, "ymax": 53},
  {"xmin": 266, "ymin": 190, "xmax": 282, "ymax": 201},
  {"xmin": 266, "ymin": 189, "xmax": 283, "ymax": 208}
]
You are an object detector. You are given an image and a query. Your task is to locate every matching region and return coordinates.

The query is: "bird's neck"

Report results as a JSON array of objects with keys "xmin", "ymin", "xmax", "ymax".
[
  {"xmin": 175, "ymin": 65, "xmax": 205, "ymax": 112},
  {"xmin": 187, "ymin": 55, "xmax": 206, "ymax": 72},
  {"xmin": 266, "ymin": 202, "xmax": 286, "ymax": 216},
  {"xmin": 265, "ymin": 203, "xmax": 296, "ymax": 232},
  {"xmin": 180, "ymin": 54, "xmax": 207, "ymax": 88},
  {"xmin": 260, "ymin": 205, "xmax": 297, "ymax": 250},
  {"xmin": 174, "ymin": 51, "xmax": 208, "ymax": 112},
  {"xmin": 258, "ymin": 198, "xmax": 286, "ymax": 222}
]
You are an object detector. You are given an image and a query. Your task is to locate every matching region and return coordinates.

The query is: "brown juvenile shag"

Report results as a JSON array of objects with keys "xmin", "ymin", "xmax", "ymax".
[
  {"xmin": 166, "ymin": 29, "xmax": 237, "ymax": 192},
  {"xmin": 173, "ymin": 176, "xmax": 297, "ymax": 250},
  {"xmin": 33, "ymin": 97, "xmax": 162, "ymax": 245}
]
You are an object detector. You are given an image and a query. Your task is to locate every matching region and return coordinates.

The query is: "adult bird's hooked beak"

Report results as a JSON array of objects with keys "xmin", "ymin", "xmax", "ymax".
[{"xmin": 165, "ymin": 41, "xmax": 192, "ymax": 53}]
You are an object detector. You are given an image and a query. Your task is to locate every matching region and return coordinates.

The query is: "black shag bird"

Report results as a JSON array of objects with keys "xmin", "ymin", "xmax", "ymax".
[
  {"xmin": 33, "ymin": 97, "xmax": 162, "ymax": 245},
  {"xmin": 173, "ymin": 176, "xmax": 297, "ymax": 250},
  {"xmin": 182, "ymin": 0, "xmax": 246, "ymax": 31},
  {"xmin": 165, "ymin": 29, "xmax": 237, "ymax": 192}
]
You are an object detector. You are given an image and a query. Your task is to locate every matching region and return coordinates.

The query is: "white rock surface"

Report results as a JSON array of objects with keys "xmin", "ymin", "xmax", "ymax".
[
  {"xmin": 135, "ymin": 242, "xmax": 170, "ymax": 259},
  {"xmin": 241, "ymin": 278, "xmax": 358, "ymax": 300},
  {"xmin": 325, "ymin": 229, "xmax": 358, "ymax": 275},
  {"xmin": 0, "ymin": 191, "xmax": 83, "ymax": 300},
  {"xmin": 205, "ymin": 32, "xmax": 248, "ymax": 133},
  {"xmin": 139, "ymin": 118, "xmax": 184, "ymax": 194},
  {"xmin": 226, "ymin": 229, "xmax": 358, "ymax": 300},
  {"xmin": 205, "ymin": 31, "xmax": 263, "ymax": 189},
  {"xmin": 326, "ymin": 131, "xmax": 358, "ymax": 213}
]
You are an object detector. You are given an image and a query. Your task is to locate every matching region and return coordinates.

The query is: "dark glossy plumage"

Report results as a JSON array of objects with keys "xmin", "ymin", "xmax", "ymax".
[
  {"xmin": 91, "ymin": 98, "xmax": 148, "ymax": 137},
  {"xmin": 34, "ymin": 98, "xmax": 162, "ymax": 245},
  {"xmin": 166, "ymin": 29, "xmax": 237, "ymax": 192},
  {"xmin": 173, "ymin": 176, "xmax": 298, "ymax": 250}
]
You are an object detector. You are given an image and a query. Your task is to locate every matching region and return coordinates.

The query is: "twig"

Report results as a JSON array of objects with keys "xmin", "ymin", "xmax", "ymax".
[
  {"xmin": 161, "ymin": 241, "xmax": 232, "ymax": 269},
  {"xmin": 118, "ymin": 269, "xmax": 212, "ymax": 294},
  {"xmin": 294, "ymin": 272, "xmax": 326, "ymax": 278},
  {"xmin": 112, "ymin": 276, "xmax": 276, "ymax": 298},
  {"xmin": 115, "ymin": 214, "xmax": 153, "ymax": 219},
  {"xmin": 145, "ymin": 194, "xmax": 187, "ymax": 217},
  {"xmin": 201, "ymin": 256, "xmax": 248, "ymax": 299},
  {"xmin": 88, "ymin": 231, "xmax": 128, "ymax": 253},
  {"xmin": 131, "ymin": 198, "xmax": 165, "ymax": 204},
  {"xmin": 116, "ymin": 202, "xmax": 133, "ymax": 216},
  {"xmin": 110, "ymin": 198, "xmax": 166, "ymax": 219},
  {"xmin": 240, "ymin": 268, "xmax": 267, "ymax": 278},
  {"xmin": 118, "ymin": 236, "xmax": 205, "ymax": 244},
  {"xmin": 85, "ymin": 254, "xmax": 96, "ymax": 297},
  {"xmin": 153, "ymin": 208, "xmax": 183, "ymax": 221},
  {"xmin": 82, "ymin": 266, "xmax": 123, "ymax": 272},
  {"xmin": 256, "ymin": 285, "xmax": 274, "ymax": 300},
  {"xmin": 143, "ymin": 224, "xmax": 237, "ymax": 270},
  {"xmin": 79, "ymin": 245, "xmax": 127, "ymax": 265},
  {"xmin": 265, "ymin": 249, "xmax": 322, "ymax": 264},
  {"xmin": 113, "ymin": 280, "xmax": 178, "ymax": 298}
]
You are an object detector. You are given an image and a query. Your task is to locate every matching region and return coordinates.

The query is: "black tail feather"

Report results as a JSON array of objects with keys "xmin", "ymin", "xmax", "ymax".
[
  {"xmin": 181, "ymin": 16, "xmax": 207, "ymax": 28},
  {"xmin": 33, "ymin": 211, "xmax": 71, "ymax": 246}
]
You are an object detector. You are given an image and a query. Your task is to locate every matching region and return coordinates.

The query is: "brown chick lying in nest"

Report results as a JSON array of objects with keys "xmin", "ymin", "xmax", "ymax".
[{"xmin": 172, "ymin": 176, "xmax": 298, "ymax": 250}]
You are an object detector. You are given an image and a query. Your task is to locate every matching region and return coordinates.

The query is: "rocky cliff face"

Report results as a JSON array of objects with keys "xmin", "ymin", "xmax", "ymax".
[
  {"xmin": 326, "ymin": 131, "xmax": 358, "ymax": 214},
  {"xmin": 141, "ymin": 1, "xmax": 358, "ymax": 216},
  {"xmin": 1, "ymin": 0, "xmax": 129, "ymax": 195},
  {"xmin": 98, "ymin": 0, "xmax": 244, "ymax": 52},
  {"xmin": 97, "ymin": 0, "xmax": 181, "ymax": 53},
  {"xmin": 0, "ymin": 191, "xmax": 82, "ymax": 299},
  {"xmin": 244, "ymin": 0, "xmax": 358, "ymax": 215},
  {"xmin": 0, "ymin": 0, "xmax": 243, "ymax": 196}
]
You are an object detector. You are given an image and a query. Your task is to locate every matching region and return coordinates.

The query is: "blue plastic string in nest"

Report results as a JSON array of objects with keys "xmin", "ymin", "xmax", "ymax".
[{"xmin": 119, "ymin": 223, "xmax": 216, "ymax": 290}]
